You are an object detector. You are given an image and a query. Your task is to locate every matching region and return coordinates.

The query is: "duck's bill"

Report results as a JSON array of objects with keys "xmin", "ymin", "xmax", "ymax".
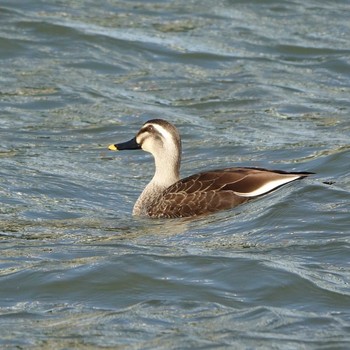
[{"xmin": 108, "ymin": 137, "xmax": 141, "ymax": 151}]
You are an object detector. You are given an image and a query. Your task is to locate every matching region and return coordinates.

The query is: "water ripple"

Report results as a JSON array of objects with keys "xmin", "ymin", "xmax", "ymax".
[{"xmin": 1, "ymin": 0, "xmax": 350, "ymax": 348}]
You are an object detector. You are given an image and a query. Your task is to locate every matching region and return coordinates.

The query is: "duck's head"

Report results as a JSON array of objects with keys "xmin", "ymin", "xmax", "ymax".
[
  {"xmin": 108, "ymin": 119, "xmax": 182, "ymax": 179},
  {"xmin": 109, "ymin": 119, "xmax": 181, "ymax": 156}
]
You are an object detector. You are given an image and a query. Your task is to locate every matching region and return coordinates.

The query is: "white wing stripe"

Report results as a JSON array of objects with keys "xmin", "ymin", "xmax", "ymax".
[{"xmin": 234, "ymin": 176, "xmax": 301, "ymax": 197}]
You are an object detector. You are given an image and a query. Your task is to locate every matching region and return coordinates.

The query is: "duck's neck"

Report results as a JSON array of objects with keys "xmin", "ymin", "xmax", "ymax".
[
  {"xmin": 153, "ymin": 152, "xmax": 180, "ymax": 187},
  {"xmin": 133, "ymin": 152, "xmax": 180, "ymax": 216}
]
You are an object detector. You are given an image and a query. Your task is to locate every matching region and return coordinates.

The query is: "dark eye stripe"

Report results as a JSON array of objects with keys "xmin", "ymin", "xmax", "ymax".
[
  {"xmin": 140, "ymin": 125, "xmax": 151, "ymax": 133},
  {"xmin": 137, "ymin": 124, "xmax": 162, "ymax": 145},
  {"xmin": 140, "ymin": 124, "xmax": 157, "ymax": 135}
]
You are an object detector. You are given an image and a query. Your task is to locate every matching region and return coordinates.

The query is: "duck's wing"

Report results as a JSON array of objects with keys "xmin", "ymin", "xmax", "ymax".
[
  {"xmin": 218, "ymin": 167, "xmax": 313, "ymax": 197},
  {"xmin": 147, "ymin": 167, "xmax": 313, "ymax": 218}
]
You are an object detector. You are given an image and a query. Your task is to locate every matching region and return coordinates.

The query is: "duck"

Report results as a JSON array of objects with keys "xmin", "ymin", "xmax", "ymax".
[{"xmin": 108, "ymin": 119, "xmax": 313, "ymax": 218}]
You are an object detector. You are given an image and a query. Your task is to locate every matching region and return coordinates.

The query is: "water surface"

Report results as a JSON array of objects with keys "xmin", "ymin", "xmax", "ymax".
[{"xmin": 1, "ymin": 0, "xmax": 350, "ymax": 348}]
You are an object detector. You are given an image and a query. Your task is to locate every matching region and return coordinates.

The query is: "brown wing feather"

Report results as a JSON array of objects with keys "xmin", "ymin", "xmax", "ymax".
[
  {"xmin": 219, "ymin": 167, "xmax": 312, "ymax": 194},
  {"xmin": 147, "ymin": 167, "xmax": 313, "ymax": 218},
  {"xmin": 148, "ymin": 189, "xmax": 247, "ymax": 218}
]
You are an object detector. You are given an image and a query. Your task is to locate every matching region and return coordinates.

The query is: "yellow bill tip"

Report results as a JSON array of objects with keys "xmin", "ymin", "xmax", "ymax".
[{"xmin": 108, "ymin": 144, "xmax": 118, "ymax": 151}]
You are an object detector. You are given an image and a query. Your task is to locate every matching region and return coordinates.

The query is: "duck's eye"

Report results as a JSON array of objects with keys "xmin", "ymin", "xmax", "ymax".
[{"xmin": 146, "ymin": 125, "xmax": 154, "ymax": 133}]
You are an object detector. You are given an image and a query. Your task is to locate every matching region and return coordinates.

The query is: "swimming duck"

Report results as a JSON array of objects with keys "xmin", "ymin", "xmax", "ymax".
[{"xmin": 108, "ymin": 119, "xmax": 313, "ymax": 218}]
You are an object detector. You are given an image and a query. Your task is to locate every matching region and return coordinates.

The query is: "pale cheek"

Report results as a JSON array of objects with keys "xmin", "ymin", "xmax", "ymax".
[
  {"xmin": 141, "ymin": 139, "xmax": 152, "ymax": 153},
  {"xmin": 136, "ymin": 135, "xmax": 143, "ymax": 145}
]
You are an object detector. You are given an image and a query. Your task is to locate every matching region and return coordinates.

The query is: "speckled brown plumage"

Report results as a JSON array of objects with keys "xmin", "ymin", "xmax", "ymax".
[{"xmin": 146, "ymin": 168, "xmax": 311, "ymax": 218}]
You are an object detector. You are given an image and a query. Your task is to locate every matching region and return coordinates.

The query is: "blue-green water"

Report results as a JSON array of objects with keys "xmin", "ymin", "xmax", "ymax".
[{"xmin": 1, "ymin": 0, "xmax": 350, "ymax": 348}]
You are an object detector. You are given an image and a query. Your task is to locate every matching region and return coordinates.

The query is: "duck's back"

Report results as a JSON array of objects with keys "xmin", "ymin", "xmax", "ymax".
[{"xmin": 147, "ymin": 167, "xmax": 312, "ymax": 218}]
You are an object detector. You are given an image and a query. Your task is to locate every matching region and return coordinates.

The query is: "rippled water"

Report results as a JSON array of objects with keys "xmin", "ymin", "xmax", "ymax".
[{"xmin": 1, "ymin": 0, "xmax": 350, "ymax": 348}]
